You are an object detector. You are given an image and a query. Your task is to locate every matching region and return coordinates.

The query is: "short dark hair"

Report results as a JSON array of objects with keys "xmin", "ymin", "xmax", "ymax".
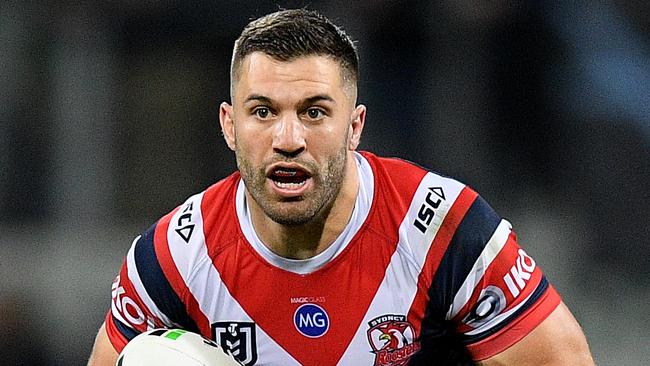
[{"xmin": 230, "ymin": 9, "xmax": 359, "ymax": 90}]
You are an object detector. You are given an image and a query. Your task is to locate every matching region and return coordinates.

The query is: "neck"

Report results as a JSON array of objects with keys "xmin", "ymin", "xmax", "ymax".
[{"xmin": 247, "ymin": 153, "xmax": 359, "ymax": 260}]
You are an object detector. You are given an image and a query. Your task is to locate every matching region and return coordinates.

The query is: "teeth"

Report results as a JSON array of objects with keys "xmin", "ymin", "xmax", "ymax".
[
  {"xmin": 276, "ymin": 169, "xmax": 296, "ymax": 176},
  {"xmin": 274, "ymin": 181, "xmax": 307, "ymax": 189}
]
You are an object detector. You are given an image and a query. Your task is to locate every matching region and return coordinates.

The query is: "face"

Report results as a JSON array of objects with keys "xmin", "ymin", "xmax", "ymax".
[{"xmin": 220, "ymin": 53, "xmax": 365, "ymax": 226}]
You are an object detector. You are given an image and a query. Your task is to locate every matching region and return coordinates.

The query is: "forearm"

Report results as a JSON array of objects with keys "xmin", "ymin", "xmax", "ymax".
[{"xmin": 87, "ymin": 322, "xmax": 119, "ymax": 366}]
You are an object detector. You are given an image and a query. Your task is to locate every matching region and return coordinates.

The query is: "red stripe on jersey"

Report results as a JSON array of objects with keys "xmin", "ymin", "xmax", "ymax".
[
  {"xmin": 154, "ymin": 208, "xmax": 212, "ymax": 336},
  {"xmin": 406, "ymin": 187, "xmax": 479, "ymax": 333},
  {"xmin": 104, "ymin": 310, "xmax": 128, "ymax": 352},
  {"xmin": 466, "ymin": 285, "xmax": 561, "ymax": 361},
  {"xmin": 209, "ymin": 154, "xmax": 427, "ymax": 365},
  {"xmin": 201, "ymin": 174, "xmax": 242, "ymax": 252},
  {"xmin": 452, "ymin": 233, "xmax": 545, "ymax": 334}
]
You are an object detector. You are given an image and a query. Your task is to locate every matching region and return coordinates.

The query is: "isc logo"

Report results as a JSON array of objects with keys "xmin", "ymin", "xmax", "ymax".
[
  {"xmin": 503, "ymin": 249, "xmax": 537, "ymax": 297},
  {"xmin": 413, "ymin": 187, "xmax": 446, "ymax": 234},
  {"xmin": 175, "ymin": 201, "xmax": 195, "ymax": 243},
  {"xmin": 293, "ymin": 304, "xmax": 329, "ymax": 338}
]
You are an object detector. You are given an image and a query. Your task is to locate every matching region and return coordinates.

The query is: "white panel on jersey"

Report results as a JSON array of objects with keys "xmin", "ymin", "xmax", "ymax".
[
  {"xmin": 338, "ymin": 172, "xmax": 465, "ymax": 365},
  {"xmin": 445, "ymin": 219, "xmax": 513, "ymax": 320},
  {"xmin": 166, "ymin": 193, "xmax": 301, "ymax": 366},
  {"xmin": 125, "ymin": 235, "xmax": 176, "ymax": 327},
  {"xmin": 237, "ymin": 152, "xmax": 374, "ymax": 275},
  {"xmin": 398, "ymin": 174, "xmax": 465, "ymax": 271}
]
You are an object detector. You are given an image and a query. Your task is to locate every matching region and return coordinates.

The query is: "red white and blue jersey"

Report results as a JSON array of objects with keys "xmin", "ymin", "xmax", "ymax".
[{"xmin": 106, "ymin": 151, "xmax": 560, "ymax": 366}]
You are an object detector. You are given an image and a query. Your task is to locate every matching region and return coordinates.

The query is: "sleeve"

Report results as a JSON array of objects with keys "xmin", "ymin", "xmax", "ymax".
[
  {"xmin": 104, "ymin": 221, "xmax": 200, "ymax": 353},
  {"xmin": 431, "ymin": 193, "xmax": 561, "ymax": 361}
]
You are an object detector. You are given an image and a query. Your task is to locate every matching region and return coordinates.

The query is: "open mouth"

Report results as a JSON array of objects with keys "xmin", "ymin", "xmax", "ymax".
[{"xmin": 268, "ymin": 166, "xmax": 311, "ymax": 191}]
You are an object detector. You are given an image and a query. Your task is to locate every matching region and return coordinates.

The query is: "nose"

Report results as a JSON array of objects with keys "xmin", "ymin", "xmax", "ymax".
[{"xmin": 272, "ymin": 114, "xmax": 306, "ymax": 157}]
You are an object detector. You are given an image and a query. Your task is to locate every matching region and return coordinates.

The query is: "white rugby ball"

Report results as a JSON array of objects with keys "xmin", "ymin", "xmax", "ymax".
[{"xmin": 116, "ymin": 329, "xmax": 241, "ymax": 366}]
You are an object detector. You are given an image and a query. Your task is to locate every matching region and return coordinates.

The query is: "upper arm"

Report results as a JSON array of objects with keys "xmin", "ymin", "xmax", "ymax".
[
  {"xmin": 436, "ymin": 194, "xmax": 562, "ymax": 360},
  {"xmin": 426, "ymin": 191, "xmax": 585, "ymax": 362},
  {"xmin": 87, "ymin": 322, "xmax": 119, "ymax": 366},
  {"xmin": 478, "ymin": 301, "xmax": 594, "ymax": 366},
  {"xmin": 89, "ymin": 222, "xmax": 176, "ymax": 364}
]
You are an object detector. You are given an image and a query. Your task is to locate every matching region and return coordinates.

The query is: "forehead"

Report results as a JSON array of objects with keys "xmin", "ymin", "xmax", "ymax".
[{"xmin": 233, "ymin": 53, "xmax": 350, "ymax": 102}]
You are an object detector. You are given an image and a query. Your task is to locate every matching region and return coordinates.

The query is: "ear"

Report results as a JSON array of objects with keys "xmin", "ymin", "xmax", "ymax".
[
  {"xmin": 348, "ymin": 104, "xmax": 366, "ymax": 150},
  {"xmin": 219, "ymin": 102, "xmax": 236, "ymax": 151}
]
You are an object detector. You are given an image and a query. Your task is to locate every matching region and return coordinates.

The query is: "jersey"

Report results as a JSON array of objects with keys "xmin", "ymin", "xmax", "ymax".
[{"xmin": 105, "ymin": 151, "xmax": 560, "ymax": 366}]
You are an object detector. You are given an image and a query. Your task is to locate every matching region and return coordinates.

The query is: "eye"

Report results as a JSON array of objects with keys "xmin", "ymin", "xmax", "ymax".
[
  {"xmin": 305, "ymin": 108, "xmax": 325, "ymax": 120},
  {"xmin": 254, "ymin": 107, "xmax": 271, "ymax": 119}
]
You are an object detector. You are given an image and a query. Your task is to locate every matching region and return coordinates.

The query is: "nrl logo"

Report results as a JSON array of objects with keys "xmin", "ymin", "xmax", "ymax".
[
  {"xmin": 212, "ymin": 321, "xmax": 258, "ymax": 366},
  {"xmin": 366, "ymin": 314, "xmax": 420, "ymax": 366}
]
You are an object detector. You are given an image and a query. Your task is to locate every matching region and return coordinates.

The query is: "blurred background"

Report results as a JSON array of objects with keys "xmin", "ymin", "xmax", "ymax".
[{"xmin": 1, "ymin": 1, "xmax": 648, "ymax": 364}]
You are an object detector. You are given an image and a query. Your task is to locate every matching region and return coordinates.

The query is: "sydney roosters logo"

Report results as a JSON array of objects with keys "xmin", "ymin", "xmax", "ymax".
[{"xmin": 367, "ymin": 315, "xmax": 420, "ymax": 366}]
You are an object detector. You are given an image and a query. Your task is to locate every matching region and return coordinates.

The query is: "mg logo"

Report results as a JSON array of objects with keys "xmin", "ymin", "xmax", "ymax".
[{"xmin": 294, "ymin": 303, "xmax": 329, "ymax": 338}]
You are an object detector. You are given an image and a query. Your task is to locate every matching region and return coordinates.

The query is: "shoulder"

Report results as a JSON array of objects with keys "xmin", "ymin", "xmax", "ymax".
[
  {"xmin": 360, "ymin": 151, "xmax": 467, "ymax": 202},
  {"xmin": 361, "ymin": 151, "xmax": 473, "ymax": 237},
  {"xmin": 367, "ymin": 153, "xmax": 504, "ymax": 278},
  {"xmin": 360, "ymin": 151, "xmax": 495, "ymax": 286},
  {"xmin": 156, "ymin": 171, "xmax": 242, "ymax": 265},
  {"xmin": 362, "ymin": 151, "xmax": 511, "ymax": 289},
  {"xmin": 108, "ymin": 173, "xmax": 242, "ymax": 344},
  {"xmin": 360, "ymin": 151, "xmax": 429, "ymax": 185},
  {"xmin": 125, "ymin": 172, "xmax": 241, "ymax": 299}
]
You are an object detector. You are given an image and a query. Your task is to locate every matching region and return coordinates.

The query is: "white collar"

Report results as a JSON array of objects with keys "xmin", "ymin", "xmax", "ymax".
[{"xmin": 236, "ymin": 152, "xmax": 374, "ymax": 274}]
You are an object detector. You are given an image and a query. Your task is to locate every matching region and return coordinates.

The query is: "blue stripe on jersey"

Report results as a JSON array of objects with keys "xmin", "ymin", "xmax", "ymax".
[
  {"xmin": 134, "ymin": 222, "xmax": 200, "ymax": 333},
  {"xmin": 427, "ymin": 195, "xmax": 502, "ymax": 316},
  {"xmin": 460, "ymin": 275, "xmax": 550, "ymax": 344},
  {"xmin": 112, "ymin": 314, "xmax": 139, "ymax": 341}
]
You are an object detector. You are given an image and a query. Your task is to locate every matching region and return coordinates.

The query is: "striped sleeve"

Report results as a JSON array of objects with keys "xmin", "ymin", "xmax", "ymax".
[
  {"xmin": 427, "ymin": 193, "xmax": 560, "ymax": 361},
  {"xmin": 105, "ymin": 221, "xmax": 200, "ymax": 352}
]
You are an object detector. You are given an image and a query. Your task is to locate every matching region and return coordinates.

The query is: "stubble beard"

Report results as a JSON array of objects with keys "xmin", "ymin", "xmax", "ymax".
[{"xmin": 237, "ymin": 145, "xmax": 349, "ymax": 226}]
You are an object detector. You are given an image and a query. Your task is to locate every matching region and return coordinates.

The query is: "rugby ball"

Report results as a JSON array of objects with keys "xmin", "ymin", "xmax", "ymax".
[{"xmin": 116, "ymin": 329, "xmax": 242, "ymax": 366}]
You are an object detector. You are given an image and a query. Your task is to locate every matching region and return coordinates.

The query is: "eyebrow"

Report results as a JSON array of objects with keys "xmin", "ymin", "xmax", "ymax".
[
  {"xmin": 303, "ymin": 94, "xmax": 335, "ymax": 105},
  {"xmin": 243, "ymin": 94, "xmax": 336, "ymax": 106},
  {"xmin": 243, "ymin": 94, "xmax": 273, "ymax": 104}
]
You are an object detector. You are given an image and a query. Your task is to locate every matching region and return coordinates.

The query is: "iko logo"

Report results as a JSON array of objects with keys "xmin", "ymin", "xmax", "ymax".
[
  {"xmin": 294, "ymin": 303, "xmax": 329, "ymax": 338},
  {"xmin": 503, "ymin": 249, "xmax": 537, "ymax": 297},
  {"xmin": 111, "ymin": 276, "xmax": 155, "ymax": 330},
  {"xmin": 413, "ymin": 186, "xmax": 445, "ymax": 234}
]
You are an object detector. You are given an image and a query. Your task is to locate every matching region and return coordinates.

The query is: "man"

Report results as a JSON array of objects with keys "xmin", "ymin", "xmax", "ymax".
[{"xmin": 88, "ymin": 9, "xmax": 594, "ymax": 366}]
